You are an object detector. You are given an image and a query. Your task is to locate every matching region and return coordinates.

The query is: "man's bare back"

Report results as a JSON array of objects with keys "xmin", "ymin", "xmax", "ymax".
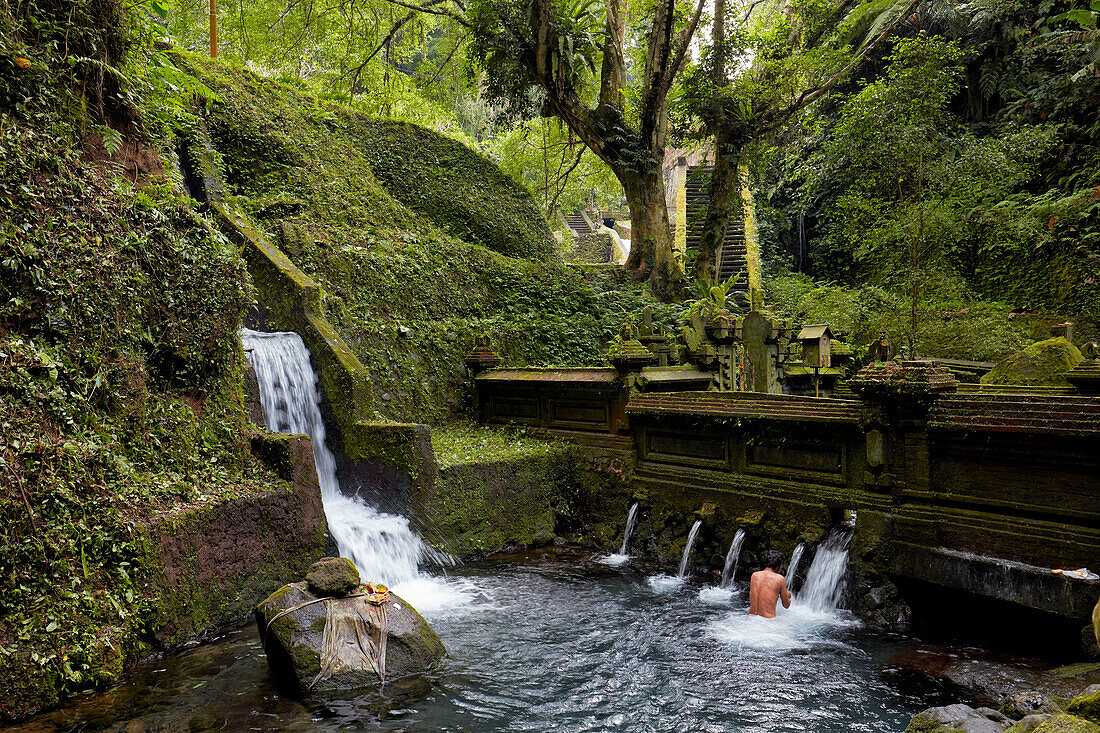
[{"xmin": 748, "ymin": 567, "xmax": 792, "ymax": 618}]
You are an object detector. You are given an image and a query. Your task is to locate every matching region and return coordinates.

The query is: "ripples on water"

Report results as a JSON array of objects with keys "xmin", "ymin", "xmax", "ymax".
[{"xmin": 14, "ymin": 550, "xmax": 939, "ymax": 733}]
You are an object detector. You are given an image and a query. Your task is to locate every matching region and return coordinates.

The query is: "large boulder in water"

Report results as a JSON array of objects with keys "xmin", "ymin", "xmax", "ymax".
[
  {"xmin": 255, "ymin": 578, "xmax": 445, "ymax": 692},
  {"xmin": 905, "ymin": 703, "xmax": 1011, "ymax": 732}
]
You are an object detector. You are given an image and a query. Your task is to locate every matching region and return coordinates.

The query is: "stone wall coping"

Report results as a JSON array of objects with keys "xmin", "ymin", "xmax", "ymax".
[
  {"xmin": 930, "ymin": 394, "xmax": 1100, "ymax": 436},
  {"xmin": 476, "ymin": 368, "xmax": 620, "ymax": 383},
  {"xmin": 626, "ymin": 391, "xmax": 862, "ymax": 424}
]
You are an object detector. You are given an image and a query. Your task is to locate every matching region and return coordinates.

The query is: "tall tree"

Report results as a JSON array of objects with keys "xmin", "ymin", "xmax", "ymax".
[
  {"xmin": 685, "ymin": 0, "xmax": 924, "ymax": 287},
  {"xmin": 382, "ymin": 0, "xmax": 707, "ymax": 296}
]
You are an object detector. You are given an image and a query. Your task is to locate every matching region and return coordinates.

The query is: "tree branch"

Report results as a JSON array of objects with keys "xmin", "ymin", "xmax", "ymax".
[{"xmin": 376, "ymin": 0, "xmax": 470, "ymax": 27}]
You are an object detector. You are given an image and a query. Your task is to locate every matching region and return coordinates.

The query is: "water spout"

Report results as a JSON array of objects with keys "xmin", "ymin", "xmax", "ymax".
[
  {"xmin": 798, "ymin": 528, "xmax": 853, "ymax": 613},
  {"xmin": 619, "ymin": 502, "xmax": 640, "ymax": 556},
  {"xmin": 787, "ymin": 543, "xmax": 806, "ymax": 594},
  {"xmin": 242, "ymin": 329, "xmax": 434, "ymax": 587},
  {"xmin": 719, "ymin": 529, "xmax": 746, "ymax": 589},
  {"xmin": 677, "ymin": 520, "xmax": 703, "ymax": 578}
]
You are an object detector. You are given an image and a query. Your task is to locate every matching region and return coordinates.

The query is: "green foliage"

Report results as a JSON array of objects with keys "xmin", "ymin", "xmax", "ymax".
[
  {"xmin": 489, "ymin": 117, "xmax": 622, "ymax": 216},
  {"xmin": 0, "ymin": 2, "xmax": 286, "ymax": 716},
  {"xmin": 767, "ymin": 271, "xmax": 1034, "ymax": 361},
  {"xmin": 188, "ymin": 59, "xmax": 668, "ymax": 422}
]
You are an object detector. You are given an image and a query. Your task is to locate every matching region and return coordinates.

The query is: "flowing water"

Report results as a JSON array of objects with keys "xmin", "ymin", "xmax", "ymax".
[
  {"xmin": 16, "ymin": 548, "xmax": 946, "ymax": 733},
  {"xmin": 598, "ymin": 502, "xmax": 640, "ymax": 567},
  {"xmin": 799, "ymin": 527, "xmax": 853, "ymax": 613},
  {"xmin": 677, "ymin": 519, "xmax": 703, "ymax": 578},
  {"xmin": 241, "ymin": 329, "xmax": 445, "ymax": 587},
  {"xmin": 22, "ymin": 334, "xmax": 943, "ymax": 730},
  {"xmin": 720, "ymin": 528, "xmax": 747, "ymax": 589},
  {"xmin": 788, "ymin": 542, "xmax": 806, "ymax": 594}
]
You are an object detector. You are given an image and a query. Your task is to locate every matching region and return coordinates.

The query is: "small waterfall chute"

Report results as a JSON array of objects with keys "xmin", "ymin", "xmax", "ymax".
[
  {"xmin": 787, "ymin": 542, "xmax": 806, "ymax": 594},
  {"xmin": 719, "ymin": 529, "xmax": 746, "ymax": 589},
  {"xmin": 242, "ymin": 329, "xmax": 434, "ymax": 587},
  {"xmin": 797, "ymin": 527, "xmax": 853, "ymax": 613},
  {"xmin": 619, "ymin": 502, "xmax": 640, "ymax": 556}
]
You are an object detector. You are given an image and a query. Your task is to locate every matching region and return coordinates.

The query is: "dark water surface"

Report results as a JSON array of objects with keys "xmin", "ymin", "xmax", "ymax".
[{"xmin": 11, "ymin": 549, "xmax": 947, "ymax": 732}]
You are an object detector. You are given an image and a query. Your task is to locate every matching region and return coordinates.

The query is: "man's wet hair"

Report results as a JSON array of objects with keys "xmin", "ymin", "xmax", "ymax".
[{"xmin": 762, "ymin": 549, "xmax": 784, "ymax": 571}]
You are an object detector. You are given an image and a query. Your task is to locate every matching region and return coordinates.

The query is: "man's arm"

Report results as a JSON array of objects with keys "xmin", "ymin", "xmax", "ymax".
[{"xmin": 780, "ymin": 578, "xmax": 792, "ymax": 609}]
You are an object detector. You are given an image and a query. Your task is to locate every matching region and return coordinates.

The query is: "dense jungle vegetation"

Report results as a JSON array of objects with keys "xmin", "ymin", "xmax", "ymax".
[
  {"xmin": 162, "ymin": 0, "xmax": 1099, "ymax": 351},
  {"xmin": 1, "ymin": 0, "xmax": 1098, "ymax": 720}
]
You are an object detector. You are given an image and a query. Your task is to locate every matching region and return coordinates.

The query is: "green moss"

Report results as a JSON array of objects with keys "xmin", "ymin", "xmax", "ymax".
[
  {"xmin": 177, "ymin": 58, "xmax": 676, "ymax": 425},
  {"xmin": 981, "ymin": 337, "xmax": 1084, "ymax": 387},
  {"xmin": 431, "ymin": 422, "xmax": 566, "ymax": 469},
  {"xmin": 1068, "ymin": 691, "xmax": 1100, "ymax": 722},
  {"xmin": 1033, "ymin": 714, "xmax": 1100, "ymax": 732},
  {"xmin": 904, "ymin": 712, "xmax": 965, "ymax": 732}
]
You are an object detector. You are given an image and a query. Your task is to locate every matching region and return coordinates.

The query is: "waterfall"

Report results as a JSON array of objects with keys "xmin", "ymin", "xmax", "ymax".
[
  {"xmin": 677, "ymin": 520, "xmax": 703, "ymax": 578},
  {"xmin": 719, "ymin": 529, "xmax": 746, "ymax": 589},
  {"xmin": 798, "ymin": 527, "xmax": 853, "ymax": 612},
  {"xmin": 787, "ymin": 543, "xmax": 806, "ymax": 594},
  {"xmin": 242, "ymin": 329, "xmax": 431, "ymax": 586},
  {"xmin": 619, "ymin": 502, "xmax": 640, "ymax": 555}
]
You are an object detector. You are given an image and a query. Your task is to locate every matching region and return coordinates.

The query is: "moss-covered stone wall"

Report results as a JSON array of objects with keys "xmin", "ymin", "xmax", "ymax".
[{"xmin": 178, "ymin": 56, "xmax": 675, "ymax": 425}]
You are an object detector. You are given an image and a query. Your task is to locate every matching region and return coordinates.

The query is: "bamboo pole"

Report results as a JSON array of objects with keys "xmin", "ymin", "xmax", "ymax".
[{"xmin": 209, "ymin": 0, "xmax": 218, "ymax": 58}]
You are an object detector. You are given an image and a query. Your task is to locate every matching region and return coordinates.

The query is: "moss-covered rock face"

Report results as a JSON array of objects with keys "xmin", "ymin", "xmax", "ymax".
[
  {"xmin": 179, "ymin": 58, "xmax": 678, "ymax": 424},
  {"xmin": 306, "ymin": 557, "xmax": 360, "ymax": 597},
  {"xmin": 354, "ymin": 120, "xmax": 557, "ymax": 262},
  {"xmin": 981, "ymin": 337, "xmax": 1084, "ymax": 387},
  {"xmin": 1029, "ymin": 714, "xmax": 1100, "ymax": 732},
  {"xmin": 1067, "ymin": 690, "xmax": 1100, "ymax": 723}
]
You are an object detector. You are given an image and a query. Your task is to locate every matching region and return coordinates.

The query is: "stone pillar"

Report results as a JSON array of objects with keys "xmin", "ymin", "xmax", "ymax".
[{"xmin": 740, "ymin": 310, "xmax": 791, "ymax": 394}]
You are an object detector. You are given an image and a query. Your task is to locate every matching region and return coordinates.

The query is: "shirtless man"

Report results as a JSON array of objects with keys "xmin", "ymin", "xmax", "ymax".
[{"xmin": 748, "ymin": 549, "xmax": 792, "ymax": 618}]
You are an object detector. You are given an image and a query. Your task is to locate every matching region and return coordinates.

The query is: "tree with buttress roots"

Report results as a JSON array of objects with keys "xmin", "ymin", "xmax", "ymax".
[{"xmin": 380, "ymin": 0, "xmax": 707, "ymax": 297}]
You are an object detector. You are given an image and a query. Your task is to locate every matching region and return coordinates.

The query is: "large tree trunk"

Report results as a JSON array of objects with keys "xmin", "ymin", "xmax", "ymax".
[
  {"xmin": 694, "ymin": 136, "xmax": 743, "ymax": 287},
  {"xmin": 621, "ymin": 163, "xmax": 682, "ymax": 297}
]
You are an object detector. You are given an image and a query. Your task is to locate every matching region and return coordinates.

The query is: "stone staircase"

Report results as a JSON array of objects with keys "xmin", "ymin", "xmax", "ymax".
[
  {"xmin": 565, "ymin": 210, "xmax": 594, "ymax": 237},
  {"xmin": 684, "ymin": 166, "xmax": 749, "ymax": 296}
]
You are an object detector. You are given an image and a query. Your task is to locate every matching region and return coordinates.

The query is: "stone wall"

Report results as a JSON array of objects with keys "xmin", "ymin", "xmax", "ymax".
[
  {"xmin": 473, "ymin": 362, "xmax": 1100, "ymax": 642},
  {"xmin": 138, "ymin": 434, "xmax": 328, "ymax": 647}
]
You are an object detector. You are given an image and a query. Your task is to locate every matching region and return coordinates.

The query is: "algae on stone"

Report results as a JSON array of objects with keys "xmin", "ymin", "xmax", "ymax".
[{"xmin": 981, "ymin": 337, "xmax": 1084, "ymax": 388}]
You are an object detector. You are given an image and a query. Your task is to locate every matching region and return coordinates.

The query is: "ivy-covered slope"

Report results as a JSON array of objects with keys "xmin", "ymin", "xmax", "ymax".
[
  {"xmin": 0, "ymin": 2, "xmax": 305, "ymax": 719},
  {"xmin": 188, "ymin": 59, "xmax": 669, "ymax": 423}
]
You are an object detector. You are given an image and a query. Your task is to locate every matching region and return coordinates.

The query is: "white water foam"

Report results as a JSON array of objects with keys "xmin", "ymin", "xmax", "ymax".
[
  {"xmin": 698, "ymin": 586, "xmax": 738, "ymax": 605},
  {"xmin": 707, "ymin": 603, "xmax": 858, "ymax": 652},
  {"xmin": 646, "ymin": 574, "xmax": 685, "ymax": 593},
  {"xmin": 242, "ymin": 329, "xmax": 452, "ymax": 595},
  {"xmin": 598, "ymin": 553, "xmax": 631, "ymax": 567}
]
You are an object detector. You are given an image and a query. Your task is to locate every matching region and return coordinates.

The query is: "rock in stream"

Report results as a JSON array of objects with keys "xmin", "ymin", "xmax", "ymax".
[{"xmin": 255, "ymin": 559, "xmax": 445, "ymax": 692}]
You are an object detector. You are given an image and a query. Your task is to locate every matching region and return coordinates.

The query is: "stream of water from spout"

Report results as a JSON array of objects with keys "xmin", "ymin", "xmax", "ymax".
[
  {"xmin": 619, "ymin": 502, "xmax": 640, "ymax": 555},
  {"xmin": 787, "ymin": 542, "xmax": 806, "ymax": 594},
  {"xmin": 719, "ymin": 529, "xmax": 746, "ymax": 589},
  {"xmin": 242, "ymin": 329, "xmax": 437, "ymax": 588},
  {"xmin": 798, "ymin": 527, "xmax": 853, "ymax": 612},
  {"xmin": 677, "ymin": 519, "xmax": 703, "ymax": 578}
]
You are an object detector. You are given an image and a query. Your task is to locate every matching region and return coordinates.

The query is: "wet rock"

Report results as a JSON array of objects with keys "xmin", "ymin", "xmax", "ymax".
[
  {"xmin": 1008, "ymin": 714, "xmax": 1054, "ymax": 732},
  {"xmin": 256, "ymin": 581, "xmax": 445, "ymax": 692},
  {"xmin": 905, "ymin": 703, "xmax": 1010, "ymax": 732},
  {"xmin": 1067, "ymin": 689, "xmax": 1100, "ymax": 722},
  {"xmin": 306, "ymin": 557, "xmax": 360, "ymax": 597},
  {"xmin": 1029, "ymin": 714, "xmax": 1100, "ymax": 732}
]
